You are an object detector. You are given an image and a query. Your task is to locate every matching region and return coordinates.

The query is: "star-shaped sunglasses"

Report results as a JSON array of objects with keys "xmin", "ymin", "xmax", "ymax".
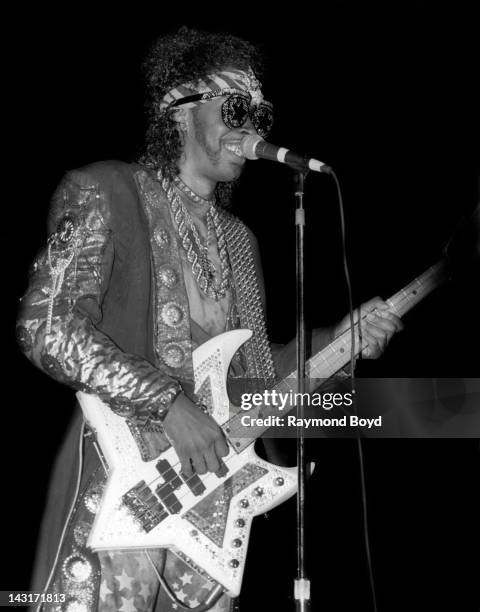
[{"xmin": 169, "ymin": 88, "xmax": 274, "ymax": 139}]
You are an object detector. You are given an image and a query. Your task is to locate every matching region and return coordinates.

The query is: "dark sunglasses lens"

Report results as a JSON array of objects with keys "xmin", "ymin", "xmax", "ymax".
[
  {"xmin": 222, "ymin": 95, "xmax": 250, "ymax": 129},
  {"xmin": 251, "ymin": 105, "xmax": 274, "ymax": 138}
]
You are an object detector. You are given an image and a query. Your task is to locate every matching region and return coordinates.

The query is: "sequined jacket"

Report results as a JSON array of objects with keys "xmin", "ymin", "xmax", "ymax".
[
  {"xmin": 16, "ymin": 160, "xmax": 336, "ymax": 463},
  {"xmin": 16, "ymin": 161, "xmax": 214, "ymax": 460},
  {"xmin": 17, "ymin": 161, "xmax": 340, "ymax": 611}
]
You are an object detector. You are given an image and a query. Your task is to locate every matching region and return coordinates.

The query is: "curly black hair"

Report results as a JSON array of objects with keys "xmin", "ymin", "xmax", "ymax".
[{"xmin": 139, "ymin": 26, "xmax": 265, "ymax": 205}]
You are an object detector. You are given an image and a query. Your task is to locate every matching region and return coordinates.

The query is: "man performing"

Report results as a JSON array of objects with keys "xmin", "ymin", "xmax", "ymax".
[{"xmin": 16, "ymin": 27, "xmax": 402, "ymax": 612}]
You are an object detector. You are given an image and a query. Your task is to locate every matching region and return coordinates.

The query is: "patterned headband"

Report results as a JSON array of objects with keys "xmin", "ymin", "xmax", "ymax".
[{"xmin": 159, "ymin": 67, "xmax": 265, "ymax": 111}]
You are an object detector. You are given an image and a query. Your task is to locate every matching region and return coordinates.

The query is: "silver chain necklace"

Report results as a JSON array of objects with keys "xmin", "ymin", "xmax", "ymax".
[
  {"xmin": 182, "ymin": 205, "xmax": 217, "ymax": 284},
  {"xmin": 161, "ymin": 176, "xmax": 231, "ymax": 301}
]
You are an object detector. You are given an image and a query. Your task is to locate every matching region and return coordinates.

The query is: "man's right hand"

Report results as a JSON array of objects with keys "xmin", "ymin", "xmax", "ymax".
[{"xmin": 162, "ymin": 392, "xmax": 229, "ymax": 476}]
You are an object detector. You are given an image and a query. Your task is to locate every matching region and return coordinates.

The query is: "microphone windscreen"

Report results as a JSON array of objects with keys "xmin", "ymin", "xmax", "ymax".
[{"xmin": 240, "ymin": 135, "xmax": 264, "ymax": 160}]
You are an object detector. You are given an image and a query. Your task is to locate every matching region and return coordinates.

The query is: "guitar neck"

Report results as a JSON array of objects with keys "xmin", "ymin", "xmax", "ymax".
[
  {"xmin": 304, "ymin": 259, "xmax": 447, "ymax": 381},
  {"xmin": 225, "ymin": 260, "xmax": 447, "ymax": 451}
]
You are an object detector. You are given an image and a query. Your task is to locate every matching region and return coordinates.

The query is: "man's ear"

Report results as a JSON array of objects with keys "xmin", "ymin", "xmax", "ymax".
[{"xmin": 172, "ymin": 108, "xmax": 189, "ymax": 134}]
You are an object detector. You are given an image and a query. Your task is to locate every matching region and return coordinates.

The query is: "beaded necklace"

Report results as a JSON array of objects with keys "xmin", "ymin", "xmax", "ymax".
[
  {"xmin": 173, "ymin": 175, "xmax": 216, "ymax": 207},
  {"xmin": 161, "ymin": 175, "xmax": 231, "ymax": 301}
]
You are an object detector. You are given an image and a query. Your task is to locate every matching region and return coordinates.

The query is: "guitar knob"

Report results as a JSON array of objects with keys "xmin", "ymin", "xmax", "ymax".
[
  {"xmin": 253, "ymin": 487, "xmax": 264, "ymax": 497},
  {"xmin": 235, "ymin": 519, "xmax": 245, "ymax": 528},
  {"xmin": 232, "ymin": 539, "xmax": 242, "ymax": 548},
  {"xmin": 239, "ymin": 499, "xmax": 249, "ymax": 508},
  {"xmin": 229, "ymin": 559, "xmax": 240, "ymax": 568},
  {"xmin": 274, "ymin": 477, "xmax": 285, "ymax": 486}
]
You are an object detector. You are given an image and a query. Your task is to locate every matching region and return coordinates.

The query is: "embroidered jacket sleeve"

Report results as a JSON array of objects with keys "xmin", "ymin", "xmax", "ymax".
[{"xmin": 16, "ymin": 167, "xmax": 180, "ymax": 424}]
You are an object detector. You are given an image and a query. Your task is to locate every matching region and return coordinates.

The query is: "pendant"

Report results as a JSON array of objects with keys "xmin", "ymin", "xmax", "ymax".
[{"xmin": 199, "ymin": 252, "xmax": 216, "ymax": 284}]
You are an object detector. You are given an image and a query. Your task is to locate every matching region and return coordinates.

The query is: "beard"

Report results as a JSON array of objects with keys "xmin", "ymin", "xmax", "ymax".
[
  {"xmin": 192, "ymin": 109, "xmax": 221, "ymax": 165},
  {"xmin": 192, "ymin": 109, "xmax": 241, "ymax": 209}
]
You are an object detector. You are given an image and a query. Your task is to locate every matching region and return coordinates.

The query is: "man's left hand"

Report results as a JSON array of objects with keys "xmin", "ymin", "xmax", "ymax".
[{"xmin": 334, "ymin": 297, "xmax": 404, "ymax": 359}]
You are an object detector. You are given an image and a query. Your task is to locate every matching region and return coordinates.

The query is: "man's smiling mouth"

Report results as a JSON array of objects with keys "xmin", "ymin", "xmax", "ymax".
[{"xmin": 224, "ymin": 142, "xmax": 244, "ymax": 158}]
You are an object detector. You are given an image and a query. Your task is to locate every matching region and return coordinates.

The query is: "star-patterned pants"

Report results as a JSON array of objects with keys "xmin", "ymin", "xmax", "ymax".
[
  {"xmin": 29, "ymin": 416, "xmax": 235, "ymax": 612},
  {"xmin": 98, "ymin": 550, "xmax": 233, "ymax": 612}
]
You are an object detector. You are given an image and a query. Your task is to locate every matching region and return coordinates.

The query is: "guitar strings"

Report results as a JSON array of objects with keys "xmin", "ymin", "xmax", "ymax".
[
  {"xmin": 140, "ymin": 318, "xmax": 372, "ymax": 502},
  {"xmin": 143, "ymin": 444, "xmax": 251, "ymax": 506},
  {"xmin": 129, "ymin": 271, "xmax": 432, "ymax": 511}
]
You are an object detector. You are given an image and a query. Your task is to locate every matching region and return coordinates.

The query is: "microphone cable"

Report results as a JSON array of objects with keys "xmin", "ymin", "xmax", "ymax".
[{"xmin": 330, "ymin": 169, "xmax": 378, "ymax": 612}]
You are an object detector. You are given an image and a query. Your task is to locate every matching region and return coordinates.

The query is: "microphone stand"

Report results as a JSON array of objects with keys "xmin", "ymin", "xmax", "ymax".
[{"xmin": 293, "ymin": 168, "xmax": 311, "ymax": 612}]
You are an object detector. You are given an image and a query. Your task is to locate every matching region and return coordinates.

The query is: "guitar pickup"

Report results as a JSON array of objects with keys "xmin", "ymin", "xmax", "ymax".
[
  {"xmin": 156, "ymin": 459, "xmax": 183, "ymax": 490},
  {"xmin": 155, "ymin": 458, "xmax": 183, "ymax": 513},
  {"xmin": 179, "ymin": 471, "xmax": 206, "ymax": 496},
  {"xmin": 155, "ymin": 482, "xmax": 182, "ymax": 514}
]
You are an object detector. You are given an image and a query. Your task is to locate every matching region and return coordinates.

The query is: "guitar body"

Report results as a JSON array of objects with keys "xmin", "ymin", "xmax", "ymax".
[
  {"xmin": 77, "ymin": 259, "xmax": 446, "ymax": 597},
  {"xmin": 78, "ymin": 329, "xmax": 297, "ymax": 597}
]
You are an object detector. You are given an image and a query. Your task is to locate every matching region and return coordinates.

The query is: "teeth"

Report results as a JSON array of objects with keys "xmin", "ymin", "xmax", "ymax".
[{"xmin": 225, "ymin": 143, "xmax": 243, "ymax": 157}]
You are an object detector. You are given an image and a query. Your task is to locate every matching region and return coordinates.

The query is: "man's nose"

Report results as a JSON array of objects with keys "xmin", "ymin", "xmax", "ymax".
[{"xmin": 239, "ymin": 116, "xmax": 256, "ymax": 134}]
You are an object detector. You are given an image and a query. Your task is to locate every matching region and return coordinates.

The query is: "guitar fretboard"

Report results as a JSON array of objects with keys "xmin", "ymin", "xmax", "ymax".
[{"xmin": 224, "ymin": 261, "xmax": 447, "ymax": 451}]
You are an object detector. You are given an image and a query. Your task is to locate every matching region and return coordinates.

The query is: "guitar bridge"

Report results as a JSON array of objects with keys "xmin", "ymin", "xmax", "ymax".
[{"xmin": 122, "ymin": 481, "xmax": 168, "ymax": 532}]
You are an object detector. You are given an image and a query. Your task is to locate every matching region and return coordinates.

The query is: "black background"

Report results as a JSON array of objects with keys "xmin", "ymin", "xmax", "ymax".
[{"xmin": 5, "ymin": 3, "xmax": 480, "ymax": 611}]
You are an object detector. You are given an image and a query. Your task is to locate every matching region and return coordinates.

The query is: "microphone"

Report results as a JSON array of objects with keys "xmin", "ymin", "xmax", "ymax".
[{"xmin": 240, "ymin": 135, "xmax": 332, "ymax": 174}]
